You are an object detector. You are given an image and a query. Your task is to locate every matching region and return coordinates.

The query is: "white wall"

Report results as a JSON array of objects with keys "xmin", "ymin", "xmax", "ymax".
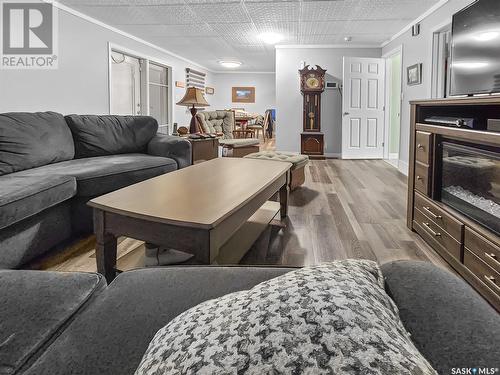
[
  {"xmin": 275, "ymin": 47, "xmax": 381, "ymax": 156},
  {"xmin": 209, "ymin": 73, "xmax": 276, "ymax": 115},
  {"xmin": 0, "ymin": 7, "xmax": 216, "ymax": 128},
  {"xmin": 382, "ymin": 0, "xmax": 475, "ymax": 172}
]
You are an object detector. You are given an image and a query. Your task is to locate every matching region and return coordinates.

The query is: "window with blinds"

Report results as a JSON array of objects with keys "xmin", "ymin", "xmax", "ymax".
[{"xmin": 186, "ymin": 68, "xmax": 206, "ymax": 90}]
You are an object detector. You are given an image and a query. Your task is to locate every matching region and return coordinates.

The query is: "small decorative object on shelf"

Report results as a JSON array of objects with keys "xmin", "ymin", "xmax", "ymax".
[
  {"xmin": 178, "ymin": 126, "xmax": 189, "ymax": 136},
  {"xmin": 172, "ymin": 122, "xmax": 179, "ymax": 136},
  {"xmin": 299, "ymin": 64, "xmax": 326, "ymax": 158},
  {"xmin": 176, "ymin": 87, "xmax": 210, "ymax": 134}
]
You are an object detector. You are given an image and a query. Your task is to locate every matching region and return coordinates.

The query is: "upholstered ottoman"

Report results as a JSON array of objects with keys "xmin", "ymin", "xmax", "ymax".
[
  {"xmin": 244, "ymin": 151, "xmax": 309, "ymax": 190},
  {"xmin": 219, "ymin": 138, "xmax": 260, "ymax": 158}
]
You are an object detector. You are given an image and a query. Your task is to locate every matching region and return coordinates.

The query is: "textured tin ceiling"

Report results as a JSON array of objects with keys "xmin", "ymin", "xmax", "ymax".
[{"xmin": 59, "ymin": 0, "xmax": 440, "ymax": 71}]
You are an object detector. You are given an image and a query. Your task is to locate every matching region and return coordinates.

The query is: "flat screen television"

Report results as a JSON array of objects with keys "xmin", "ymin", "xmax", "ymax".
[{"xmin": 450, "ymin": 0, "xmax": 500, "ymax": 96}]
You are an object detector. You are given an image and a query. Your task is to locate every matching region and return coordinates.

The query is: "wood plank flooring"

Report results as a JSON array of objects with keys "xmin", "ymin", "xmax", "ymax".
[
  {"xmin": 30, "ymin": 157, "xmax": 449, "ymax": 273},
  {"xmin": 243, "ymin": 159, "xmax": 448, "ymax": 268}
]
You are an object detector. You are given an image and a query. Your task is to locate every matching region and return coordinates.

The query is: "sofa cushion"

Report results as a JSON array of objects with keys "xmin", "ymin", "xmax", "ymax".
[
  {"xmin": 0, "ymin": 270, "xmax": 106, "ymax": 375},
  {"xmin": 0, "ymin": 112, "xmax": 75, "ymax": 175},
  {"xmin": 17, "ymin": 154, "xmax": 177, "ymax": 197},
  {"xmin": 0, "ymin": 175, "xmax": 76, "ymax": 230},
  {"xmin": 136, "ymin": 260, "xmax": 436, "ymax": 374},
  {"xmin": 23, "ymin": 267, "xmax": 293, "ymax": 375},
  {"xmin": 65, "ymin": 115, "xmax": 158, "ymax": 158},
  {"xmin": 381, "ymin": 260, "xmax": 500, "ymax": 375}
]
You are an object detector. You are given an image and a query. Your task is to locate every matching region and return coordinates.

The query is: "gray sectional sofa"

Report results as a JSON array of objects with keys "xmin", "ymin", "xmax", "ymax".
[
  {"xmin": 0, "ymin": 112, "xmax": 191, "ymax": 269},
  {"xmin": 1, "ymin": 261, "xmax": 499, "ymax": 375}
]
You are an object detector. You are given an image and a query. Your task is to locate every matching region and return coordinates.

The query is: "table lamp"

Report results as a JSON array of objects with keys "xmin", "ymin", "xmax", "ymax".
[{"xmin": 176, "ymin": 87, "xmax": 209, "ymax": 134}]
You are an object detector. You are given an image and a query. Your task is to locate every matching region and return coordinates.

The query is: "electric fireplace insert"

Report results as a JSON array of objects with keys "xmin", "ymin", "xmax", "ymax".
[{"xmin": 438, "ymin": 140, "xmax": 500, "ymax": 235}]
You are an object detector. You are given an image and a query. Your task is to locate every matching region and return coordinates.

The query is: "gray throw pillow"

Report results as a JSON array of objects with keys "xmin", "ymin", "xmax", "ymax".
[
  {"xmin": 135, "ymin": 260, "xmax": 437, "ymax": 375},
  {"xmin": 0, "ymin": 112, "xmax": 75, "ymax": 175},
  {"xmin": 65, "ymin": 115, "xmax": 158, "ymax": 158}
]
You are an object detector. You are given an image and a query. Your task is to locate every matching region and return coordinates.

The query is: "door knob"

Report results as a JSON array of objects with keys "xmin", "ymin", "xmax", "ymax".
[{"xmin": 343, "ymin": 112, "xmax": 350, "ymax": 116}]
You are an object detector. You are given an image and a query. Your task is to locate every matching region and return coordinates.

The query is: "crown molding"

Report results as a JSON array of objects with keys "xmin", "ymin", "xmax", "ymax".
[
  {"xmin": 381, "ymin": 0, "xmax": 451, "ymax": 47},
  {"xmin": 275, "ymin": 44, "xmax": 380, "ymax": 49},
  {"xmin": 50, "ymin": 1, "xmax": 213, "ymax": 72}
]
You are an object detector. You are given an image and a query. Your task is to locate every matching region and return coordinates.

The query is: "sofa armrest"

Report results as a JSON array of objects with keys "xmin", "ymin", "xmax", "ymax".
[
  {"xmin": 381, "ymin": 260, "xmax": 500, "ymax": 375},
  {"xmin": 147, "ymin": 134, "xmax": 192, "ymax": 169}
]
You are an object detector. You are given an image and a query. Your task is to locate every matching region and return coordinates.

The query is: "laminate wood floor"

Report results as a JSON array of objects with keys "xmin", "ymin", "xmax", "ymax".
[{"xmin": 29, "ymin": 158, "xmax": 449, "ymax": 273}]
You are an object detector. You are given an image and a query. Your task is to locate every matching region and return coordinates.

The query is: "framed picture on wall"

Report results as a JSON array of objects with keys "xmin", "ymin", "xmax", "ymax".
[
  {"xmin": 407, "ymin": 63, "xmax": 422, "ymax": 86},
  {"xmin": 232, "ymin": 87, "xmax": 255, "ymax": 103},
  {"xmin": 205, "ymin": 87, "xmax": 215, "ymax": 95}
]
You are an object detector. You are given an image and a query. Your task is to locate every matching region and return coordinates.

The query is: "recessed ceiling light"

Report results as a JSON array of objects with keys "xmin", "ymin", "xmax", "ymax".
[
  {"xmin": 259, "ymin": 32, "xmax": 283, "ymax": 45},
  {"xmin": 218, "ymin": 60, "xmax": 242, "ymax": 68}
]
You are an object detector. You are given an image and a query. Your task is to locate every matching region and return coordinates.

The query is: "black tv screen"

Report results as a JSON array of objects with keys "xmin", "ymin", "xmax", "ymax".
[{"xmin": 450, "ymin": 0, "xmax": 500, "ymax": 96}]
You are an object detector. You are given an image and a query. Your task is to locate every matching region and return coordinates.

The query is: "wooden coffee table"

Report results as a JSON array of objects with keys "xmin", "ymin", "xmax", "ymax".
[{"xmin": 88, "ymin": 158, "xmax": 291, "ymax": 282}]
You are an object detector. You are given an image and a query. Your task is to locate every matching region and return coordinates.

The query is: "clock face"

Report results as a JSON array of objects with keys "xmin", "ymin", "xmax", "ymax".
[{"xmin": 305, "ymin": 76, "xmax": 320, "ymax": 89}]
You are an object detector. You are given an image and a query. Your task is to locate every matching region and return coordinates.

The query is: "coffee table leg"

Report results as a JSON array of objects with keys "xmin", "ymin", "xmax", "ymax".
[
  {"xmin": 94, "ymin": 209, "xmax": 118, "ymax": 283},
  {"xmin": 279, "ymin": 182, "xmax": 289, "ymax": 219}
]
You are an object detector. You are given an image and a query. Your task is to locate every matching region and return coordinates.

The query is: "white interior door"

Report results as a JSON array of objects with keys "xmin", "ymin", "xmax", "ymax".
[
  {"xmin": 342, "ymin": 57, "xmax": 385, "ymax": 159},
  {"xmin": 110, "ymin": 51, "xmax": 142, "ymax": 115}
]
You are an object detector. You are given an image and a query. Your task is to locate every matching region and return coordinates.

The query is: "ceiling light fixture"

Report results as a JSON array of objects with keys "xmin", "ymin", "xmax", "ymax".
[
  {"xmin": 344, "ymin": 36, "xmax": 352, "ymax": 42},
  {"xmin": 259, "ymin": 32, "xmax": 283, "ymax": 45},
  {"xmin": 218, "ymin": 60, "xmax": 242, "ymax": 68}
]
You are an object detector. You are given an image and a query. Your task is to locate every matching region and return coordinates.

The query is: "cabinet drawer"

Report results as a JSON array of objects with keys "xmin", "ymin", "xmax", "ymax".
[
  {"xmin": 464, "ymin": 249, "xmax": 500, "ymax": 297},
  {"xmin": 414, "ymin": 208, "xmax": 461, "ymax": 261},
  {"xmin": 415, "ymin": 131, "xmax": 432, "ymax": 165},
  {"xmin": 465, "ymin": 227, "xmax": 500, "ymax": 275},
  {"xmin": 414, "ymin": 192, "xmax": 463, "ymax": 241},
  {"xmin": 414, "ymin": 162, "xmax": 430, "ymax": 196}
]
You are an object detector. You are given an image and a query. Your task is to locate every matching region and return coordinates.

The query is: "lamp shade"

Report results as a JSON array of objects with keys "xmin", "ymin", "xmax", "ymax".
[{"xmin": 176, "ymin": 87, "xmax": 209, "ymax": 107}]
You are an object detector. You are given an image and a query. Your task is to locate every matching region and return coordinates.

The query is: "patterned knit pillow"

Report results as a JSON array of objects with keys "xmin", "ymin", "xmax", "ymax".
[{"xmin": 135, "ymin": 260, "xmax": 437, "ymax": 375}]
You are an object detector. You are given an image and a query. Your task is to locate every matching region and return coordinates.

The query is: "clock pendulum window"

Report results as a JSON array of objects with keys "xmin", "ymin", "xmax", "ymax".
[{"xmin": 299, "ymin": 65, "xmax": 326, "ymax": 159}]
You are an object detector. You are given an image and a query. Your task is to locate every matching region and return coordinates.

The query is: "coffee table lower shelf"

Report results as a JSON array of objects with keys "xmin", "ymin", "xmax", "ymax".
[{"xmin": 214, "ymin": 200, "xmax": 280, "ymax": 264}]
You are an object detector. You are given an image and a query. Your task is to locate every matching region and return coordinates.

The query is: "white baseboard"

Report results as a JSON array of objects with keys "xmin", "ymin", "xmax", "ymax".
[
  {"xmin": 398, "ymin": 160, "xmax": 409, "ymax": 176},
  {"xmin": 384, "ymin": 158, "xmax": 399, "ymax": 168}
]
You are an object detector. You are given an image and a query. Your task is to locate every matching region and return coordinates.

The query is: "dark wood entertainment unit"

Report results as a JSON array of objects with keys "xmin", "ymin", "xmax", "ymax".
[{"xmin": 408, "ymin": 97, "xmax": 500, "ymax": 311}]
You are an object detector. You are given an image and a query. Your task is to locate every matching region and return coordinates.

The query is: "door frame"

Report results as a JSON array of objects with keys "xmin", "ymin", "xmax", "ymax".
[
  {"xmin": 430, "ymin": 22, "xmax": 452, "ymax": 99},
  {"xmin": 382, "ymin": 45, "xmax": 403, "ymax": 168},
  {"xmin": 107, "ymin": 43, "xmax": 173, "ymax": 127}
]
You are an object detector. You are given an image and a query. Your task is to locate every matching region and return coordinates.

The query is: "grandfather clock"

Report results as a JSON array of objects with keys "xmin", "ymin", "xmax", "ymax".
[{"xmin": 299, "ymin": 65, "xmax": 326, "ymax": 158}]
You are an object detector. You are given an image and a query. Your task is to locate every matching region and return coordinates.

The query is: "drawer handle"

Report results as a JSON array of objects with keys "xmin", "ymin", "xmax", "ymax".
[
  {"xmin": 416, "ymin": 175, "xmax": 423, "ymax": 181},
  {"xmin": 485, "ymin": 252, "xmax": 499, "ymax": 265},
  {"xmin": 423, "ymin": 206, "xmax": 442, "ymax": 220},
  {"xmin": 417, "ymin": 144, "xmax": 425, "ymax": 150},
  {"xmin": 423, "ymin": 222, "xmax": 441, "ymax": 237},
  {"xmin": 483, "ymin": 275, "xmax": 500, "ymax": 292}
]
